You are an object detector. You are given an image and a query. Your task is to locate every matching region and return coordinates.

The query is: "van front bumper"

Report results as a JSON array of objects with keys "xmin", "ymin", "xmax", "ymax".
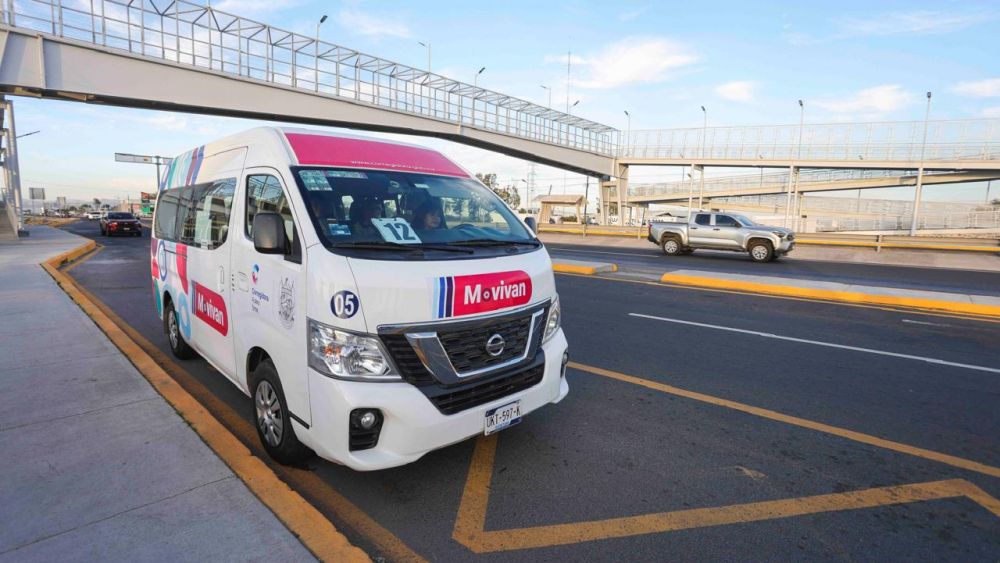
[{"xmin": 302, "ymin": 330, "xmax": 569, "ymax": 471}]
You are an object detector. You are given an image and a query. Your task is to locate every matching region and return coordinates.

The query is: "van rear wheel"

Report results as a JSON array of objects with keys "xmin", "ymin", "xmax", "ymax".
[
  {"xmin": 165, "ymin": 305, "xmax": 196, "ymax": 359},
  {"xmin": 251, "ymin": 360, "xmax": 311, "ymax": 465}
]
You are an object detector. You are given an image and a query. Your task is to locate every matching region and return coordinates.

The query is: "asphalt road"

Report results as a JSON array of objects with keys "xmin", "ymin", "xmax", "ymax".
[
  {"xmin": 545, "ymin": 241, "xmax": 1000, "ymax": 296},
  {"xmin": 63, "ymin": 220, "xmax": 1000, "ymax": 562}
]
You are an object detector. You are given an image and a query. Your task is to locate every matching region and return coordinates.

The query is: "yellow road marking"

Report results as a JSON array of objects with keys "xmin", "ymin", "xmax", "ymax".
[
  {"xmin": 555, "ymin": 270, "xmax": 1000, "ymax": 324},
  {"xmin": 44, "ymin": 243, "xmax": 374, "ymax": 563},
  {"xmin": 454, "ymin": 434, "xmax": 997, "ymax": 552},
  {"xmin": 454, "ymin": 371, "xmax": 1000, "ymax": 553},
  {"xmin": 571, "ymin": 362, "xmax": 1000, "ymax": 479},
  {"xmin": 660, "ymin": 272, "xmax": 1000, "ymax": 317}
]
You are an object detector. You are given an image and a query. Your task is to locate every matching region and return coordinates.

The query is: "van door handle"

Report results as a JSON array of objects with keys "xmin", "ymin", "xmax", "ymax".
[{"xmin": 217, "ymin": 266, "xmax": 226, "ymax": 292}]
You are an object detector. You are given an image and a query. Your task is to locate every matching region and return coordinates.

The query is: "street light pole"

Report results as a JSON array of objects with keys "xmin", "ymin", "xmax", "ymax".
[
  {"xmin": 623, "ymin": 110, "xmax": 631, "ymax": 158},
  {"xmin": 698, "ymin": 106, "xmax": 706, "ymax": 210},
  {"xmin": 909, "ymin": 91, "xmax": 932, "ymax": 236},
  {"xmin": 314, "ymin": 15, "xmax": 327, "ymax": 91},
  {"xmin": 473, "ymin": 66, "xmax": 485, "ymax": 89},
  {"xmin": 418, "ymin": 41, "xmax": 431, "ymax": 73}
]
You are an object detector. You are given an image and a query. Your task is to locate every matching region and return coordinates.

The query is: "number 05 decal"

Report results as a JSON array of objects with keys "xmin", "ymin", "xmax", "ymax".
[
  {"xmin": 371, "ymin": 218, "xmax": 422, "ymax": 244},
  {"xmin": 331, "ymin": 290, "xmax": 360, "ymax": 319}
]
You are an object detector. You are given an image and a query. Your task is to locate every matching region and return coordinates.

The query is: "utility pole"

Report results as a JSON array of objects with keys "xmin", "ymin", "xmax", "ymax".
[
  {"xmin": 698, "ymin": 106, "xmax": 706, "ymax": 210},
  {"xmin": 909, "ymin": 92, "xmax": 932, "ymax": 236},
  {"xmin": 565, "ymin": 48, "xmax": 571, "ymax": 113}
]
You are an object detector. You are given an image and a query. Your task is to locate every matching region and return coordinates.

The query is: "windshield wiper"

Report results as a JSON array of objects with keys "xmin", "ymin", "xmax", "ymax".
[
  {"xmin": 333, "ymin": 241, "xmax": 473, "ymax": 254},
  {"xmin": 445, "ymin": 239, "xmax": 540, "ymax": 247},
  {"xmin": 333, "ymin": 241, "xmax": 424, "ymax": 252}
]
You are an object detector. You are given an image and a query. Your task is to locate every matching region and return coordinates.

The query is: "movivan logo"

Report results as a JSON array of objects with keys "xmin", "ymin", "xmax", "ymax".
[
  {"xmin": 435, "ymin": 270, "xmax": 532, "ymax": 318},
  {"xmin": 193, "ymin": 282, "xmax": 228, "ymax": 336}
]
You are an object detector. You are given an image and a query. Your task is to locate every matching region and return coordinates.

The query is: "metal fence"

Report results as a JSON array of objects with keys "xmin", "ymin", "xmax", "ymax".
[
  {"xmin": 623, "ymin": 119, "xmax": 1000, "ymax": 162},
  {"xmin": 0, "ymin": 0, "xmax": 617, "ymax": 154},
  {"xmin": 815, "ymin": 210, "xmax": 1000, "ymax": 232},
  {"xmin": 629, "ymin": 168, "xmax": 952, "ymax": 198}
]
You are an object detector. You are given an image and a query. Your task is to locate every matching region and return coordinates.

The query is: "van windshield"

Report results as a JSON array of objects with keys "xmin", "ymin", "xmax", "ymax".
[{"xmin": 293, "ymin": 167, "xmax": 537, "ymax": 255}]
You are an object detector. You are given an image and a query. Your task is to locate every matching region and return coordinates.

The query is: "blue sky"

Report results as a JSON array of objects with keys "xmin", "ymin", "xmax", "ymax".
[{"xmin": 11, "ymin": 0, "xmax": 1000, "ymax": 205}]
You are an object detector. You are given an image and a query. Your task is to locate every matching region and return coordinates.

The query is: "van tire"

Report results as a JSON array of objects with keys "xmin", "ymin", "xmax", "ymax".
[
  {"xmin": 748, "ymin": 240, "xmax": 774, "ymax": 263},
  {"xmin": 661, "ymin": 236, "xmax": 683, "ymax": 256},
  {"xmin": 165, "ymin": 304, "xmax": 196, "ymax": 359},
  {"xmin": 251, "ymin": 360, "xmax": 311, "ymax": 465}
]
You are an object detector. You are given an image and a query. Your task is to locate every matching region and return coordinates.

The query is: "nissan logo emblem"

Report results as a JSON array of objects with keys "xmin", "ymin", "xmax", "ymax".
[{"xmin": 485, "ymin": 333, "xmax": 505, "ymax": 357}]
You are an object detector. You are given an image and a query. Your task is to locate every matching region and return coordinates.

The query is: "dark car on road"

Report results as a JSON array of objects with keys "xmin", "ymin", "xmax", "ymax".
[{"xmin": 100, "ymin": 212, "xmax": 143, "ymax": 237}]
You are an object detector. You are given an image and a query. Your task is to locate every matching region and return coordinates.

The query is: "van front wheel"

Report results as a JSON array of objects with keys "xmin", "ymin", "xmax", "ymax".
[{"xmin": 252, "ymin": 360, "xmax": 311, "ymax": 465}]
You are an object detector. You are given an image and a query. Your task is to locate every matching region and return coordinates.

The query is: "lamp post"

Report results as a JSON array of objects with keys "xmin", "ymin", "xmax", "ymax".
[
  {"xmin": 313, "ymin": 15, "xmax": 327, "ymax": 91},
  {"xmin": 418, "ymin": 41, "xmax": 431, "ymax": 73},
  {"xmin": 473, "ymin": 66, "xmax": 486, "ymax": 89},
  {"xmin": 540, "ymin": 85, "xmax": 552, "ymax": 108},
  {"xmin": 623, "ymin": 110, "xmax": 631, "ymax": 158},
  {"xmin": 909, "ymin": 91, "xmax": 932, "ymax": 236},
  {"xmin": 16, "ymin": 130, "xmax": 39, "ymax": 139},
  {"xmin": 698, "ymin": 105, "xmax": 706, "ymax": 210}
]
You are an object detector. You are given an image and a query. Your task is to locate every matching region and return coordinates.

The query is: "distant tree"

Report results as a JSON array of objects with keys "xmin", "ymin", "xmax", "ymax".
[
  {"xmin": 475, "ymin": 172, "xmax": 521, "ymax": 209},
  {"xmin": 475, "ymin": 173, "xmax": 498, "ymax": 189},
  {"xmin": 92, "ymin": 197, "xmax": 101, "ymax": 207},
  {"xmin": 80, "ymin": 203, "xmax": 91, "ymax": 211},
  {"xmin": 991, "ymin": 198, "xmax": 1000, "ymax": 206}
]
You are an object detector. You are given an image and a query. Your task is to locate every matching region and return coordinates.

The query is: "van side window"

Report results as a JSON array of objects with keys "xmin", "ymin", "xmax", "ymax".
[
  {"xmin": 694, "ymin": 214, "xmax": 711, "ymax": 226},
  {"xmin": 153, "ymin": 178, "xmax": 236, "ymax": 249},
  {"xmin": 154, "ymin": 189, "xmax": 180, "ymax": 240},
  {"xmin": 192, "ymin": 179, "xmax": 237, "ymax": 249}
]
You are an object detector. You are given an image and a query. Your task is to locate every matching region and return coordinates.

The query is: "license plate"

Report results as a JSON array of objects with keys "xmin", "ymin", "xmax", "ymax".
[{"xmin": 484, "ymin": 401, "xmax": 521, "ymax": 436}]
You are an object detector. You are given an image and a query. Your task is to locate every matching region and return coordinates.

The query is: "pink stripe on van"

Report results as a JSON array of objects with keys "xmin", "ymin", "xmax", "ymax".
[{"xmin": 284, "ymin": 133, "xmax": 468, "ymax": 178}]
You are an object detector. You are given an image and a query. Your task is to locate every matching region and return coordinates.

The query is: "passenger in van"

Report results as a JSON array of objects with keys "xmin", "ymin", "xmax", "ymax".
[
  {"xmin": 413, "ymin": 199, "xmax": 446, "ymax": 230},
  {"xmin": 350, "ymin": 198, "xmax": 384, "ymax": 238}
]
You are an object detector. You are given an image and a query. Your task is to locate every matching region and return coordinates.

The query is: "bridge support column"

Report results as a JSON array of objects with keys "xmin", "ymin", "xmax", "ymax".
[
  {"xmin": 909, "ymin": 166, "xmax": 925, "ymax": 236},
  {"xmin": 783, "ymin": 165, "xmax": 797, "ymax": 229},
  {"xmin": 616, "ymin": 161, "xmax": 629, "ymax": 226}
]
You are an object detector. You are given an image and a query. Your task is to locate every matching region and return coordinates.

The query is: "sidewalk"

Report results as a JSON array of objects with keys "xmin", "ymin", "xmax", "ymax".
[{"xmin": 0, "ymin": 227, "xmax": 313, "ymax": 561}]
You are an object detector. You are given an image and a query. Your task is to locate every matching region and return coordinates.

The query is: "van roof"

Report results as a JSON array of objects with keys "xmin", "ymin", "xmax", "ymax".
[{"xmin": 276, "ymin": 127, "xmax": 469, "ymax": 178}]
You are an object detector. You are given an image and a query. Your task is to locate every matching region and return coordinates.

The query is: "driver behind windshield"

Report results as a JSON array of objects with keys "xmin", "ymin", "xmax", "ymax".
[
  {"xmin": 350, "ymin": 198, "xmax": 384, "ymax": 239},
  {"xmin": 413, "ymin": 199, "xmax": 446, "ymax": 230}
]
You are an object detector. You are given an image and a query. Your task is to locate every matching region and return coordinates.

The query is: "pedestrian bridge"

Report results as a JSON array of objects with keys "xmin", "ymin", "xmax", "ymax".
[{"xmin": 0, "ymin": 0, "xmax": 999, "ymax": 202}]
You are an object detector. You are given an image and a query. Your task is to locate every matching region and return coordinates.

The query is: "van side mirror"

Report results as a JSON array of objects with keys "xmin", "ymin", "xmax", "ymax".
[
  {"xmin": 252, "ymin": 212, "xmax": 287, "ymax": 254},
  {"xmin": 524, "ymin": 216, "xmax": 537, "ymax": 234}
]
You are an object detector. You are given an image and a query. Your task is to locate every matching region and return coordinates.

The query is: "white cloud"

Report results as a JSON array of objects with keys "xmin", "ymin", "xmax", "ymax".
[
  {"xmin": 618, "ymin": 8, "xmax": 645, "ymax": 22},
  {"xmin": 813, "ymin": 85, "xmax": 913, "ymax": 114},
  {"xmin": 715, "ymin": 81, "xmax": 757, "ymax": 103},
  {"xmin": 339, "ymin": 8, "xmax": 411, "ymax": 38},
  {"xmin": 953, "ymin": 78, "xmax": 1000, "ymax": 98},
  {"xmin": 549, "ymin": 37, "xmax": 697, "ymax": 90},
  {"xmin": 983, "ymin": 107, "xmax": 1000, "ymax": 118},
  {"xmin": 836, "ymin": 10, "xmax": 990, "ymax": 36}
]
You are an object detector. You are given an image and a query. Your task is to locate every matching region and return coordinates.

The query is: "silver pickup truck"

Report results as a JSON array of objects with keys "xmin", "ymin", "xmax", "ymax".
[{"xmin": 647, "ymin": 212, "xmax": 795, "ymax": 262}]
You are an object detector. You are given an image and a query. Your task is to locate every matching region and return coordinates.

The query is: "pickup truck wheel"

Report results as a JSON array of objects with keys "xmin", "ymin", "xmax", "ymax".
[
  {"xmin": 661, "ymin": 237, "xmax": 683, "ymax": 256},
  {"xmin": 749, "ymin": 240, "xmax": 774, "ymax": 262}
]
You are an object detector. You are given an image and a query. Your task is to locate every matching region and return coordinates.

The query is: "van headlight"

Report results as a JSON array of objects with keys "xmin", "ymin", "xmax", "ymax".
[
  {"xmin": 542, "ymin": 295, "xmax": 561, "ymax": 344},
  {"xmin": 308, "ymin": 319, "xmax": 399, "ymax": 381}
]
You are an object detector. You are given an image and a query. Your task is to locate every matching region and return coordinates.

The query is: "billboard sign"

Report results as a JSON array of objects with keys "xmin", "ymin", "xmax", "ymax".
[{"xmin": 29, "ymin": 187, "xmax": 45, "ymax": 200}]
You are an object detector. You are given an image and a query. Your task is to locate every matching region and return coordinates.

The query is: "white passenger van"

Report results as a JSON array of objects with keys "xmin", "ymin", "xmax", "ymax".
[{"xmin": 151, "ymin": 127, "xmax": 569, "ymax": 470}]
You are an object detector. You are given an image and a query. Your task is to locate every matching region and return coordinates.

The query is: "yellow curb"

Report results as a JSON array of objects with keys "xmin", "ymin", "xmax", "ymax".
[
  {"xmin": 658, "ymin": 273, "xmax": 1000, "ymax": 317},
  {"xmin": 552, "ymin": 263, "xmax": 618, "ymax": 275},
  {"xmin": 43, "ymin": 243, "xmax": 370, "ymax": 563}
]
